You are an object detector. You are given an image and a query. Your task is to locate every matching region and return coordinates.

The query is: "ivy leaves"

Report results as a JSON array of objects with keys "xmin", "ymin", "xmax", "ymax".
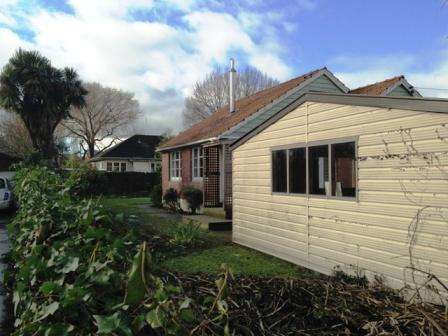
[
  {"xmin": 7, "ymin": 166, "xmax": 138, "ymax": 335},
  {"xmin": 123, "ymin": 242, "xmax": 152, "ymax": 306},
  {"xmin": 7, "ymin": 166, "xmax": 232, "ymax": 335},
  {"xmin": 94, "ymin": 312, "xmax": 132, "ymax": 335}
]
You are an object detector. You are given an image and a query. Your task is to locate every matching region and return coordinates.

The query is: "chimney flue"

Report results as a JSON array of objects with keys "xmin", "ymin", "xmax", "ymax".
[{"xmin": 229, "ymin": 58, "xmax": 236, "ymax": 113}]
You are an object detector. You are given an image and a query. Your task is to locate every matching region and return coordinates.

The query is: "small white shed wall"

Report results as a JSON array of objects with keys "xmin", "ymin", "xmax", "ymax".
[{"xmin": 232, "ymin": 102, "xmax": 448, "ymax": 300}]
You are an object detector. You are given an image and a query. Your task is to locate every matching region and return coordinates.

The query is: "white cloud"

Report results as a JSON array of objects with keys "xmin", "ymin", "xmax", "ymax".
[
  {"xmin": 0, "ymin": 0, "xmax": 19, "ymax": 26},
  {"xmin": 333, "ymin": 54, "xmax": 448, "ymax": 98},
  {"xmin": 67, "ymin": 0, "xmax": 155, "ymax": 19},
  {"xmin": 0, "ymin": 28, "xmax": 32, "ymax": 64},
  {"xmin": 0, "ymin": 0, "xmax": 293, "ymax": 133}
]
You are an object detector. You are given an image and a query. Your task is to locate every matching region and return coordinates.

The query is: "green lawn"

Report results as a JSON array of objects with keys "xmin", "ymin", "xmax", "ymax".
[
  {"xmin": 163, "ymin": 245, "xmax": 317, "ymax": 278},
  {"xmin": 100, "ymin": 196, "xmax": 316, "ymax": 279},
  {"xmin": 99, "ymin": 196, "xmax": 151, "ymax": 214}
]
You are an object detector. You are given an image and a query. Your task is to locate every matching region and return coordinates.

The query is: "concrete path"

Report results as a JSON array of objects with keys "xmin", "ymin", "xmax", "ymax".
[
  {"xmin": 137, "ymin": 205, "xmax": 232, "ymax": 241},
  {"xmin": 0, "ymin": 215, "xmax": 10, "ymax": 335}
]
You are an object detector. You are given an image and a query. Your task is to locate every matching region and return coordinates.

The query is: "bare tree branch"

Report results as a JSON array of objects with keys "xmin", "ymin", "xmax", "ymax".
[
  {"xmin": 0, "ymin": 111, "xmax": 33, "ymax": 157},
  {"xmin": 61, "ymin": 82, "xmax": 140, "ymax": 158},
  {"xmin": 182, "ymin": 65, "xmax": 279, "ymax": 128}
]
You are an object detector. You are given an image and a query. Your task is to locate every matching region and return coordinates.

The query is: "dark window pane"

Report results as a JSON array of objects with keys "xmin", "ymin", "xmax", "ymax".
[
  {"xmin": 308, "ymin": 145, "xmax": 329, "ymax": 195},
  {"xmin": 289, "ymin": 148, "xmax": 306, "ymax": 193},
  {"xmin": 332, "ymin": 142, "xmax": 356, "ymax": 197},
  {"xmin": 272, "ymin": 150, "xmax": 287, "ymax": 192}
]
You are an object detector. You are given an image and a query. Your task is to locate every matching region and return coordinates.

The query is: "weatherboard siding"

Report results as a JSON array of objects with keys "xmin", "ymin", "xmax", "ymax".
[{"xmin": 232, "ymin": 101, "xmax": 448, "ymax": 298}]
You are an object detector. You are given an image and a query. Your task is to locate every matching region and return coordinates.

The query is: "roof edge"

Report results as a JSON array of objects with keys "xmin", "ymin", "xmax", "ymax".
[
  {"xmin": 157, "ymin": 137, "xmax": 218, "ymax": 152},
  {"xmin": 387, "ymin": 77, "xmax": 422, "ymax": 97},
  {"xmin": 230, "ymin": 92, "xmax": 448, "ymax": 151},
  {"xmin": 220, "ymin": 68, "xmax": 348, "ymax": 139}
]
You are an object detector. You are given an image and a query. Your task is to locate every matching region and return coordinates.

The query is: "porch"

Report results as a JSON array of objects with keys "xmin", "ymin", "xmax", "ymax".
[{"xmin": 203, "ymin": 144, "xmax": 232, "ymax": 219}]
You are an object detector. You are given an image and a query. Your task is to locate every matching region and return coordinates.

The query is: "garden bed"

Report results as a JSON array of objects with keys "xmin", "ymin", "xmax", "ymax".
[
  {"xmin": 5, "ymin": 167, "xmax": 447, "ymax": 335},
  {"xmin": 170, "ymin": 271, "xmax": 448, "ymax": 335}
]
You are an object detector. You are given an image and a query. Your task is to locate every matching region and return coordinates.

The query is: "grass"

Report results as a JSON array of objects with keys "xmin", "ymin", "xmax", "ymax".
[
  {"xmin": 100, "ymin": 196, "xmax": 315, "ymax": 279},
  {"xmin": 163, "ymin": 245, "xmax": 317, "ymax": 278},
  {"xmin": 99, "ymin": 196, "xmax": 151, "ymax": 214}
]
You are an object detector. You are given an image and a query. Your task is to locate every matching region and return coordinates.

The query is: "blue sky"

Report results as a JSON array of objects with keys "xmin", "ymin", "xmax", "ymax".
[{"xmin": 0, "ymin": 0, "xmax": 448, "ymax": 133}]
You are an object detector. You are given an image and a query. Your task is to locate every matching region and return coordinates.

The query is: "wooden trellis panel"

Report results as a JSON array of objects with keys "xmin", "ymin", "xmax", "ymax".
[
  {"xmin": 203, "ymin": 145, "xmax": 221, "ymax": 207},
  {"xmin": 223, "ymin": 144, "xmax": 233, "ymax": 219}
]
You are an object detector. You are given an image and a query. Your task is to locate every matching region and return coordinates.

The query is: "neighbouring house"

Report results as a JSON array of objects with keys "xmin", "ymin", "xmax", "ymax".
[
  {"xmin": 157, "ymin": 62, "xmax": 420, "ymax": 217},
  {"xmin": 91, "ymin": 134, "xmax": 162, "ymax": 173},
  {"xmin": 230, "ymin": 92, "xmax": 448, "ymax": 300}
]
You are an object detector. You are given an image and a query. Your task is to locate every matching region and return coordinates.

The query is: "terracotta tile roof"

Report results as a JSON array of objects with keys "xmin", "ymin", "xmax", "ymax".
[
  {"xmin": 349, "ymin": 76, "xmax": 404, "ymax": 95},
  {"xmin": 159, "ymin": 68, "xmax": 325, "ymax": 150}
]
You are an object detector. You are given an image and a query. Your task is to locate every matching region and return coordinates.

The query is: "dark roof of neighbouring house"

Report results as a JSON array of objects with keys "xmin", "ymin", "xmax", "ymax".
[
  {"xmin": 349, "ymin": 75, "xmax": 420, "ymax": 96},
  {"xmin": 91, "ymin": 134, "xmax": 162, "ymax": 161},
  {"xmin": 158, "ymin": 68, "xmax": 346, "ymax": 150}
]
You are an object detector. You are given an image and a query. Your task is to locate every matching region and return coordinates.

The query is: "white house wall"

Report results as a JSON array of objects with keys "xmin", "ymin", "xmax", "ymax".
[
  {"xmin": 232, "ymin": 101, "xmax": 448, "ymax": 300},
  {"xmin": 94, "ymin": 160, "xmax": 157, "ymax": 173}
]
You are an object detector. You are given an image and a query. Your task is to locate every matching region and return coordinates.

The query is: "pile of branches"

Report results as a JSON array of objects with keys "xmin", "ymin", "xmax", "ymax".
[
  {"xmin": 172, "ymin": 272, "xmax": 448, "ymax": 336},
  {"xmin": 7, "ymin": 165, "xmax": 447, "ymax": 336}
]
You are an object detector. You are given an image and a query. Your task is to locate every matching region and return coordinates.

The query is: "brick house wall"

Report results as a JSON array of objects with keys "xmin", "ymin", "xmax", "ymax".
[{"xmin": 161, "ymin": 148, "xmax": 204, "ymax": 196}]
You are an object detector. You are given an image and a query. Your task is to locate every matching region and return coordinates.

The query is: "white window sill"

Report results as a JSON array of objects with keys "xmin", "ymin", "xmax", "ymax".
[{"xmin": 170, "ymin": 177, "xmax": 181, "ymax": 181}]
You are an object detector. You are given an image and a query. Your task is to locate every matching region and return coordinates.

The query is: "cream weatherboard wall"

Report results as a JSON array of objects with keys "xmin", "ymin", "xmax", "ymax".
[{"xmin": 232, "ymin": 101, "xmax": 448, "ymax": 298}]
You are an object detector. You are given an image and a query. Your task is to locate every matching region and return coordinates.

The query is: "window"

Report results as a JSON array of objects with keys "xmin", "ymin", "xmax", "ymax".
[
  {"xmin": 272, "ymin": 150, "xmax": 287, "ymax": 192},
  {"xmin": 271, "ymin": 139, "xmax": 356, "ymax": 199},
  {"xmin": 170, "ymin": 151, "xmax": 181, "ymax": 180},
  {"xmin": 309, "ymin": 145, "xmax": 329, "ymax": 195},
  {"xmin": 331, "ymin": 142, "xmax": 356, "ymax": 197},
  {"xmin": 149, "ymin": 162, "xmax": 156, "ymax": 173},
  {"xmin": 120, "ymin": 162, "xmax": 126, "ymax": 172},
  {"xmin": 106, "ymin": 162, "xmax": 112, "ymax": 172},
  {"xmin": 192, "ymin": 147, "xmax": 204, "ymax": 179},
  {"xmin": 113, "ymin": 162, "xmax": 120, "ymax": 172},
  {"xmin": 0, "ymin": 178, "xmax": 5, "ymax": 189},
  {"xmin": 289, "ymin": 148, "xmax": 306, "ymax": 194}
]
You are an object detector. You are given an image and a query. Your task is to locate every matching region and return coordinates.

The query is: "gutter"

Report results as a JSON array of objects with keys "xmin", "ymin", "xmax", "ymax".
[
  {"xmin": 156, "ymin": 137, "xmax": 218, "ymax": 152},
  {"xmin": 90, "ymin": 156, "xmax": 157, "ymax": 162}
]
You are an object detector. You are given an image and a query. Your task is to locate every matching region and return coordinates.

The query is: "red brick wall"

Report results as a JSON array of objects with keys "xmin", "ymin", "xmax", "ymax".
[
  {"xmin": 161, "ymin": 153, "xmax": 170, "ymax": 193},
  {"xmin": 161, "ymin": 148, "xmax": 204, "ymax": 196}
]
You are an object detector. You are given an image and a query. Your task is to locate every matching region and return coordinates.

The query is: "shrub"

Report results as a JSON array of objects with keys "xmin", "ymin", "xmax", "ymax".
[
  {"xmin": 168, "ymin": 220, "xmax": 202, "ymax": 246},
  {"xmin": 181, "ymin": 186, "xmax": 203, "ymax": 215},
  {"xmin": 151, "ymin": 184, "xmax": 163, "ymax": 208},
  {"xmin": 6, "ymin": 165, "xmax": 200, "ymax": 335},
  {"xmin": 64, "ymin": 162, "xmax": 107, "ymax": 197},
  {"xmin": 163, "ymin": 187, "xmax": 179, "ymax": 212}
]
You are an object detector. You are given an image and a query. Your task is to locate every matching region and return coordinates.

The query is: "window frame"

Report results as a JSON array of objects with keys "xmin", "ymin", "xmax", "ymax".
[
  {"xmin": 113, "ymin": 162, "xmax": 120, "ymax": 172},
  {"xmin": 170, "ymin": 151, "xmax": 182, "ymax": 181},
  {"xmin": 149, "ymin": 161, "xmax": 156, "ymax": 173},
  {"xmin": 270, "ymin": 137, "xmax": 358, "ymax": 201},
  {"xmin": 191, "ymin": 147, "xmax": 204, "ymax": 180}
]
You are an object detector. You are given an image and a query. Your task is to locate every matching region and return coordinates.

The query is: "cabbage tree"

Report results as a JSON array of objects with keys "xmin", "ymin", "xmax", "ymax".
[{"xmin": 0, "ymin": 49, "xmax": 86, "ymax": 161}]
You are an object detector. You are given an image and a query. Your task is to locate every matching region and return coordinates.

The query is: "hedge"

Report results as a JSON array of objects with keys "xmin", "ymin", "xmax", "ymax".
[
  {"xmin": 100, "ymin": 171, "xmax": 161, "ymax": 196},
  {"xmin": 63, "ymin": 169, "xmax": 161, "ymax": 197}
]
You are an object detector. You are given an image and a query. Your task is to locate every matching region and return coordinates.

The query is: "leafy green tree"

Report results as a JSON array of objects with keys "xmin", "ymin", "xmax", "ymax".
[{"xmin": 0, "ymin": 49, "xmax": 87, "ymax": 161}]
